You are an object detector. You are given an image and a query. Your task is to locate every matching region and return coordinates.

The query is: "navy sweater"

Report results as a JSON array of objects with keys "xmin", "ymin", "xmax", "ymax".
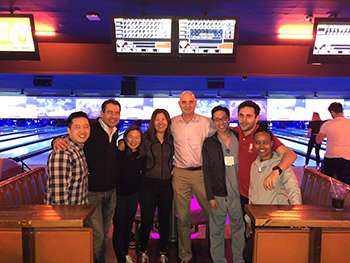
[
  {"xmin": 116, "ymin": 150, "xmax": 145, "ymax": 196},
  {"xmin": 84, "ymin": 119, "xmax": 119, "ymax": 192}
]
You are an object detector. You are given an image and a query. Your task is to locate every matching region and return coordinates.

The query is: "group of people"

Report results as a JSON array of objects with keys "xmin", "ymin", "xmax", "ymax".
[{"xmin": 45, "ymin": 91, "xmax": 306, "ymax": 263}]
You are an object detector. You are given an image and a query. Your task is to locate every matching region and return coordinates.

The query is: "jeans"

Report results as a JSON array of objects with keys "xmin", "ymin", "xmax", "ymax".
[
  {"xmin": 87, "ymin": 189, "xmax": 116, "ymax": 263},
  {"xmin": 113, "ymin": 193, "xmax": 138, "ymax": 263},
  {"xmin": 305, "ymin": 135, "xmax": 321, "ymax": 166}
]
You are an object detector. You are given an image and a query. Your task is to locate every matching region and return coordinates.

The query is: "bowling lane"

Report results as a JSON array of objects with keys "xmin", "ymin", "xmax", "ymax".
[
  {"xmin": 294, "ymin": 155, "xmax": 316, "ymax": 167},
  {"xmin": 0, "ymin": 127, "xmax": 40, "ymax": 136},
  {"xmin": 0, "ymin": 127, "xmax": 66, "ymax": 142},
  {"xmin": 272, "ymin": 128, "xmax": 327, "ymax": 149},
  {"xmin": 0, "ymin": 140, "xmax": 52, "ymax": 159},
  {"xmin": 21, "ymin": 152, "xmax": 51, "ymax": 167},
  {"xmin": 0, "ymin": 129, "xmax": 66, "ymax": 152},
  {"xmin": 278, "ymin": 138, "xmax": 321, "ymax": 166}
]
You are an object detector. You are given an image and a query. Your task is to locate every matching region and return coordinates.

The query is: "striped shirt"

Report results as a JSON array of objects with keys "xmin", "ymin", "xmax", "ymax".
[{"xmin": 46, "ymin": 138, "xmax": 89, "ymax": 205}]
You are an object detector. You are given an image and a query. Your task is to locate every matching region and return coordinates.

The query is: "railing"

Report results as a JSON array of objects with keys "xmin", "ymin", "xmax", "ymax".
[{"xmin": 11, "ymin": 146, "xmax": 52, "ymax": 171}]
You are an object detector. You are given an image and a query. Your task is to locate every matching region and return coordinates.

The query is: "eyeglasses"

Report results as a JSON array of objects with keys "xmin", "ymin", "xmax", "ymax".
[{"xmin": 213, "ymin": 117, "xmax": 229, "ymax": 123}]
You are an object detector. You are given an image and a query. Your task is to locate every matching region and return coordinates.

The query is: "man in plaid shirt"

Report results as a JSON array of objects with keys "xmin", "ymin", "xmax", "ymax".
[{"xmin": 46, "ymin": 111, "xmax": 91, "ymax": 205}]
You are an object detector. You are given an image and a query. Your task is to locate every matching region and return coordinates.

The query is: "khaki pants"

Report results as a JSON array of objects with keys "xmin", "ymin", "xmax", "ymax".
[{"xmin": 172, "ymin": 167, "xmax": 210, "ymax": 261}]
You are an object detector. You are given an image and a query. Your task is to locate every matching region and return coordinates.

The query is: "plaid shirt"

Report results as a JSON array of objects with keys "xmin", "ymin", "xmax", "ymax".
[{"xmin": 46, "ymin": 138, "xmax": 89, "ymax": 205}]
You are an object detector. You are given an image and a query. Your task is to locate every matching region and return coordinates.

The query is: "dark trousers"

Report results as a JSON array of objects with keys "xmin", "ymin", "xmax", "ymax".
[
  {"xmin": 137, "ymin": 178, "xmax": 173, "ymax": 254},
  {"xmin": 240, "ymin": 195, "xmax": 249, "ymax": 216},
  {"xmin": 113, "ymin": 193, "xmax": 138, "ymax": 263},
  {"xmin": 244, "ymin": 236, "xmax": 253, "ymax": 263},
  {"xmin": 305, "ymin": 135, "xmax": 321, "ymax": 166},
  {"xmin": 322, "ymin": 157, "xmax": 350, "ymax": 184},
  {"xmin": 240, "ymin": 195, "xmax": 251, "ymax": 260}
]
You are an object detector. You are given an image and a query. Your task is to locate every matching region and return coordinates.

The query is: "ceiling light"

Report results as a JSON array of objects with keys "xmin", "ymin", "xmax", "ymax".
[
  {"xmin": 35, "ymin": 31, "xmax": 56, "ymax": 36},
  {"xmin": 86, "ymin": 13, "xmax": 101, "ymax": 21},
  {"xmin": 277, "ymin": 24, "xmax": 313, "ymax": 40},
  {"xmin": 35, "ymin": 24, "xmax": 56, "ymax": 37}
]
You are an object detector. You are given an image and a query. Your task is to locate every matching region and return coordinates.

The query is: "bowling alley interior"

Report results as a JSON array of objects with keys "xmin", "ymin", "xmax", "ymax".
[{"xmin": 1, "ymin": 1, "xmax": 350, "ymax": 263}]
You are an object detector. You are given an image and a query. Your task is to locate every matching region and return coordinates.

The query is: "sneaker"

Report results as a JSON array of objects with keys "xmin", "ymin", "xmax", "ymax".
[
  {"xmin": 159, "ymin": 254, "xmax": 168, "ymax": 263},
  {"xmin": 126, "ymin": 255, "xmax": 135, "ymax": 263},
  {"xmin": 129, "ymin": 239, "xmax": 136, "ymax": 249},
  {"xmin": 139, "ymin": 252, "xmax": 149, "ymax": 263}
]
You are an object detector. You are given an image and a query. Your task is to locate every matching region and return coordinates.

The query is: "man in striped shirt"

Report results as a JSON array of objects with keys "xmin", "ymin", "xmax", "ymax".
[{"xmin": 46, "ymin": 111, "xmax": 91, "ymax": 205}]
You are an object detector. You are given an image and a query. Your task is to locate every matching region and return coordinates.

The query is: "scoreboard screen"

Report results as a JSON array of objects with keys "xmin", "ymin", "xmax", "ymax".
[
  {"xmin": 0, "ymin": 14, "xmax": 39, "ymax": 60},
  {"xmin": 309, "ymin": 18, "xmax": 350, "ymax": 64},
  {"xmin": 113, "ymin": 17, "xmax": 172, "ymax": 54},
  {"xmin": 178, "ymin": 18, "xmax": 237, "ymax": 55},
  {"xmin": 313, "ymin": 22, "xmax": 350, "ymax": 55}
]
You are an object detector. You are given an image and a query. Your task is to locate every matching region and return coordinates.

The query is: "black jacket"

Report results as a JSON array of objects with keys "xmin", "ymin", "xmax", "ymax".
[
  {"xmin": 84, "ymin": 119, "xmax": 119, "ymax": 192},
  {"xmin": 116, "ymin": 150, "xmax": 145, "ymax": 196},
  {"xmin": 143, "ymin": 133, "xmax": 174, "ymax": 180},
  {"xmin": 202, "ymin": 130, "xmax": 239, "ymax": 201}
]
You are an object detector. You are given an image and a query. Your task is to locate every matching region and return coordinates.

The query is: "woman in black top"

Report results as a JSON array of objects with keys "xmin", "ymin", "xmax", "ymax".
[
  {"xmin": 305, "ymin": 112, "xmax": 323, "ymax": 169},
  {"xmin": 137, "ymin": 109, "xmax": 174, "ymax": 263},
  {"xmin": 113, "ymin": 125, "xmax": 145, "ymax": 263}
]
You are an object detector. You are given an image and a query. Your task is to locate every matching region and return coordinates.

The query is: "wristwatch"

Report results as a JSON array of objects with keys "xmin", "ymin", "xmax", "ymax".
[{"xmin": 272, "ymin": 165, "xmax": 283, "ymax": 175}]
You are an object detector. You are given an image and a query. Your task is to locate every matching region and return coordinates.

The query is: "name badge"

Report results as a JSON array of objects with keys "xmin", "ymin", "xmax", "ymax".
[{"xmin": 224, "ymin": 156, "xmax": 235, "ymax": 166}]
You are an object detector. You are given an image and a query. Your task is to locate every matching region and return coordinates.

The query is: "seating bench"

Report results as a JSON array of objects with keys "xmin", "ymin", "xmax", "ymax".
[
  {"xmin": 0, "ymin": 167, "xmax": 46, "ymax": 206},
  {"xmin": 301, "ymin": 167, "xmax": 350, "ymax": 208},
  {"xmin": 0, "ymin": 158, "xmax": 22, "ymax": 182},
  {"xmin": 0, "ymin": 167, "xmax": 93, "ymax": 263}
]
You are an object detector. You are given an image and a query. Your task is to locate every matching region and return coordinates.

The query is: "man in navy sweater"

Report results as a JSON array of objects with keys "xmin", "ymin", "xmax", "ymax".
[{"xmin": 54, "ymin": 99, "xmax": 121, "ymax": 263}]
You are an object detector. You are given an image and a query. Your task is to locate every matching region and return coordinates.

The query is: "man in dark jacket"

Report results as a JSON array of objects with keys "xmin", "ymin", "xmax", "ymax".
[
  {"xmin": 53, "ymin": 99, "xmax": 121, "ymax": 263},
  {"xmin": 202, "ymin": 106, "xmax": 245, "ymax": 263}
]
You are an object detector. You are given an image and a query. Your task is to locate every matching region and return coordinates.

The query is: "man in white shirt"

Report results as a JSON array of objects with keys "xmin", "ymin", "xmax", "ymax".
[
  {"xmin": 171, "ymin": 91, "xmax": 215, "ymax": 263},
  {"xmin": 317, "ymin": 102, "xmax": 350, "ymax": 184}
]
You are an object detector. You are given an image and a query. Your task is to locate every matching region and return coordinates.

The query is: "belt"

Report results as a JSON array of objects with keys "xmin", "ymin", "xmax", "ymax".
[{"xmin": 182, "ymin": 166, "xmax": 202, "ymax": 171}]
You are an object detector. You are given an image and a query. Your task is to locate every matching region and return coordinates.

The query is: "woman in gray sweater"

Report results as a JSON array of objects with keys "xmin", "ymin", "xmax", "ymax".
[{"xmin": 137, "ymin": 109, "xmax": 174, "ymax": 263}]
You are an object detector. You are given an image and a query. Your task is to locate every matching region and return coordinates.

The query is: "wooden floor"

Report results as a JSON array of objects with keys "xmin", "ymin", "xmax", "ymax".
[
  {"xmin": 105, "ymin": 225, "xmax": 227, "ymax": 263},
  {"xmin": 105, "ymin": 237, "xmax": 235, "ymax": 263}
]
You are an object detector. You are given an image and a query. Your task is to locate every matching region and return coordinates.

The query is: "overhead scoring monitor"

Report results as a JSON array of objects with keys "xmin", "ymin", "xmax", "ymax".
[
  {"xmin": 308, "ymin": 18, "xmax": 350, "ymax": 64},
  {"xmin": 113, "ymin": 17, "xmax": 172, "ymax": 54},
  {"xmin": 178, "ymin": 18, "xmax": 237, "ymax": 55},
  {"xmin": 0, "ymin": 14, "xmax": 39, "ymax": 60},
  {"xmin": 313, "ymin": 22, "xmax": 350, "ymax": 55}
]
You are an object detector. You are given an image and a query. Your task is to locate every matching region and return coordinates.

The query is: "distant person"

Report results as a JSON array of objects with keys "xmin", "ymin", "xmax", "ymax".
[
  {"xmin": 317, "ymin": 102, "xmax": 350, "ymax": 184},
  {"xmin": 53, "ymin": 99, "xmax": 121, "ymax": 263},
  {"xmin": 244, "ymin": 127, "xmax": 302, "ymax": 263},
  {"xmin": 202, "ymin": 106, "xmax": 245, "ymax": 263},
  {"xmin": 305, "ymin": 112, "xmax": 323, "ymax": 169},
  {"xmin": 113, "ymin": 125, "xmax": 145, "ymax": 263},
  {"xmin": 233, "ymin": 101, "xmax": 296, "ymax": 208},
  {"xmin": 117, "ymin": 138, "xmax": 125, "ymax": 151},
  {"xmin": 137, "ymin": 109, "xmax": 174, "ymax": 263},
  {"xmin": 171, "ymin": 90, "xmax": 215, "ymax": 263},
  {"xmin": 46, "ymin": 111, "xmax": 90, "ymax": 205}
]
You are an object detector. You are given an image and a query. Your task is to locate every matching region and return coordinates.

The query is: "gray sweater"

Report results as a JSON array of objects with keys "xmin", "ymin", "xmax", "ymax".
[{"xmin": 249, "ymin": 152, "xmax": 302, "ymax": 205}]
